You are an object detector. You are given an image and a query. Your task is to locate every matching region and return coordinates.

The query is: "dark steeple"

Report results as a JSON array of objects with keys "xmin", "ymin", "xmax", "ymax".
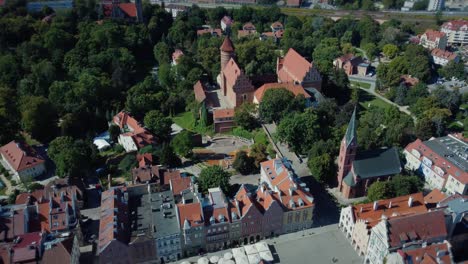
[{"xmin": 345, "ymin": 107, "xmax": 357, "ymax": 147}]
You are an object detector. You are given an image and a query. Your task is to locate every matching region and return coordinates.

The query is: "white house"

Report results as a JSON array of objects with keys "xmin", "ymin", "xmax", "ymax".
[
  {"xmin": 431, "ymin": 48, "xmax": 459, "ymax": 66},
  {"xmin": 441, "ymin": 20, "xmax": 468, "ymax": 45}
]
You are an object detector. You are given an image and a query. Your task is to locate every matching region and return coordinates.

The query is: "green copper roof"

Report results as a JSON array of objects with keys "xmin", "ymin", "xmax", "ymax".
[
  {"xmin": 343, "ymin": 171, "xmax": 356, "ymax": 187},
  {"xmin": 345, "ymin": 107, "xmax": 357, "ymax": 147},
  {"xmin": 353, "ymin": 147, "xmax": 402, "ymax": 179}
]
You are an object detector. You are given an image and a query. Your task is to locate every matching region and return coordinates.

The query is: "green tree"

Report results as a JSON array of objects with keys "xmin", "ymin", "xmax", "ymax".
[
  {"xmin": 382, "ymin": 44, "xmax": 398, "ymax": 59},
  {"xmin": 415, "ymin": 117, "xmax": 435, "ymax": 140},
  {"xmin": 118, "ymin": 154, "xmax": 137, "ymax": 173},
  {"xmin": 390, "ymin": 174, "xmax": 423, "ymax": 197},
  {"xmin": 259, "ymin": 88, "xmax": 301, "ymax": 123},
  {"xmin": 108, "ymin": 124, "xmax": 120, "ymax": 143},
  {"xmin": 48, "ymin": 137, "xmax": 95, "ymax": 178},
  {"xmin": 232, "ymin": 151, "xmax": 256, "ymax": 175},
  {"xmin": 367, "ymin": 181, "xmax": 393, "ymax": 201},
  {"xmin": 0, "ymin": 87, "xmax": 19, "ymax": 144},
  {"xmin": 20, "ymin": 96, "xmax": 57, "ymax": 142},
  {"xmin": 276, "ymin": 109, "xmax": 320, "ymax": 154},
  {"xmin": 250, "ymin": 143, "xmax": 268, "ymax": 168},
  {"xmin": 362, "ymin": 43, "xmax": 379, "ymax": 59},
  {"xmin": 439, "ymin": 61, "xmax": 466, "ymax": 81},
  {"xmin": 313, "ymin": 37, "xmax": 342, "ymax": 73},
  {"xmin": 198, "ymin": 165, "xmax": 231, "ymax": 194},
  {"xmin": 234, "ymin": 103, "xmax": 258, "ymax": 131},
  {"xmin": 171, "ymin": 130, "xmax": 193, "ymax": 158},
  {"xmin": 308, "ymin": 153, "xmax": 335, "ymax": 185},
  {"xmin": 144, "ymin": 110, "xmax": 172, "ymax": 142},
  {"xmin": 126, "ymin": 77, "xmax": 167, "ymax": 119},
  {"xmin": 157, "ymin": 143, "xmax": 181, "ymax": 167}
]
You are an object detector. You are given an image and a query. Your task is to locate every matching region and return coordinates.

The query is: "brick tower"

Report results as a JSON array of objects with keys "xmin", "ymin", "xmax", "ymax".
[
  {"xmin": 337, "ymin": 108, "xmax": 357, "ymax": 190},
  {"xmin": 220, "ymin": 36, "xmax": 235, "ymax": 71}
]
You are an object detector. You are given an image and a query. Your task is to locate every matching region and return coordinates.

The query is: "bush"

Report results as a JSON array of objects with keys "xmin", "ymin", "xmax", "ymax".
[
  {"xmin": 232, "ymin": 151, "xmax": 256, "ymax": 175},
  {"xmin": 113, "ymin": 144, "xmax": 125, "ymax": 153},
  {"xmin": 118, "ymin": 154, "xmax": 137, "ymax": 172}
]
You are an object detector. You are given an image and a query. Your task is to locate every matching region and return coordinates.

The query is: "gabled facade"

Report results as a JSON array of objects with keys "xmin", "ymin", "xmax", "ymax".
[
  {"xmin": 419, "ymin": 29, "xmax": 447, "ymax": 50},
  {"xmin": 203, "ymin": 187, "xmax": 231, "ymax": 251},
  {"xmin": 255, "ymin": 185, "xmax": 283, "ymax": 238},
  {"xmin": 431, "ymin": 48, "xmax": 460, "ymax": 66},
  {"xmin": 112, "ymin": 111, "xmax": 155, "ymax": 152},
  {"xmin": 177, "ymin": 194, "xmax": 204, "ymax": 257},
  {"xmin": 220, "ymin": 58, "xmax": 255, "ymax": 108},
  {"xmin": 441, "ymin": 20, "xmax": 468, "ymax": 45},
  {"xmin": 233, "ymin": 185, "xmax": 263, "ymax": 244},
  {"xmin": 0, "ymin": 141, "xmax": 46, "ymax": 181}
]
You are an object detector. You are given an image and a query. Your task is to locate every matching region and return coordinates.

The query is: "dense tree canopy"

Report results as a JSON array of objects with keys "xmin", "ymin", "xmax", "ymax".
[{"xmin": 198, "ymin": 165, "xmax": 231, "ymax": 194}]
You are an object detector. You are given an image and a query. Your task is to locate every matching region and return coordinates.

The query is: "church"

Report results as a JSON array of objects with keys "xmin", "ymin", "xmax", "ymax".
[{"xmin": 336, "ymin": 109, "xmax": 402, "ymax": 199}]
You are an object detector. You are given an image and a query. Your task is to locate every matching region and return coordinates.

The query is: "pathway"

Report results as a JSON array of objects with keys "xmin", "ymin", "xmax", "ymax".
[
  {"xmin": 349, "ymin": 75, "xmax": 417, "ymax": 122},
  {"xmin": 0, "ymin": 173, "xmax": 13, "ymax": 195}
]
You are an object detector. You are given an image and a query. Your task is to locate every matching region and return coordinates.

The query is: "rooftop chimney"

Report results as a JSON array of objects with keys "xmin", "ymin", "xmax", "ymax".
[
  {"xmin": 389, "ymin": 201, "xmax": 392, "ymax": 209},
  {"xmin": 408, "ymin": 196, "xmax": 413, "ymax": 207},
  {"xmin": 373, "ymin": 201, "xmax": 378, "ymax": 211}
]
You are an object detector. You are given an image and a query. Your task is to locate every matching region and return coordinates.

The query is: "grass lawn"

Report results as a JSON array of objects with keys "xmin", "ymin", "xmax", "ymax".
[
  {"xmin": 20, "ymin": 132, "xmax": 40, "ymax": 146},
  {"xmin": 173, "ymin": 111, "xmax": 213, "ymax": 136},
  {"xmin": 351, "ymin": 81, "xmax": 371, "ymax": 89},
  {"xmin": 357, "ymin": 89, "xmax": 392, "ymax": 110}
]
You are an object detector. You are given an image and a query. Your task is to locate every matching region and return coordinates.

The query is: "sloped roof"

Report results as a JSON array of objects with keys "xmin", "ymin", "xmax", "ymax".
[
  {"xmin": 170, "ymin": 176, "xmax": 191, "ymax": 196},
  {"xmin": 119, "ymin": 3, "xmax": 137, "ymax": 18},
  {"xmin": 431, "ymin": 48, "xmax": 458, "ymax": 60},
  {"xmin": 42, "ymin": 236, "xmax": 75, "ymax": 264},
  {"xmin": 197, "ymin": 28, "xmax": 222, "ymax": 37},
  {"xmin": 194, "ymin": 80, "xmax": 207, "ymax": 103},
  {"xmin": 353, "ymin": 147, "xmax": 402, "ymax": 179},
  {"xmin": 442, "ymin": 20, "xmax": 468, "ymax": 31},
  {"xmin": 132, "ymin": 165, "xmax": 159, "ymax": 183},
  {"xmin": 352, "ymin": 193, "xmax": 427, "ymax": 229},
  {"xmin": 177, "ymin": 202, "xmax": 203, "ymax": 229},
  {"xmin": 277, "ymin": 48, "xmax": 314, "ymax": 84},
  {"xmin": 136, "ymin": 153, "xmax": 153, "ymax": 168},
  {"xmin": 422, "ymin": 29, "xmax": 446, "ymax": 41},
  {"xmin": 254, "ymin": 83, "xmax": 310, "ymax": 103},
  {"xmin": 234, "ymin": 185, "xmax": 255, "ymax": 217},
  {"xmin": 220, "ymin": 36, "xmax": 235, "ymax": 52},
  {"xmin": 387, "ymin": 210, "xmax": 447, "ymax": 248},
  {"xmin": 271, "ymin": 21, "xmax": 283, "ymax": 29},
  {"xmin": 0, "ymin": 141, "xmax": 45, "ymax": 172},
  {"xmin": 260, "ymin": 159, "xmax": 292, "ymax": 187},
  {"xmin": 344, "ymin": 108, "xmax": 357, "ymax": 147},
  {"xmin": 243, "ymin": 22, "xmax": 256, "ymax": 31},
  {"xmin": 213, "ymin": 108, "xmax": 234, "ymax": 119},
  {"xmin": 423, "ymin": 189, "xmax": 447, "ymax": 205},
  {"xmin": 398, "ymin": 242, "xmax": 452, "ymax": 264},
  {"xmin": 276, "ymin": 177, "xmax": 314, "ymax": 211}
]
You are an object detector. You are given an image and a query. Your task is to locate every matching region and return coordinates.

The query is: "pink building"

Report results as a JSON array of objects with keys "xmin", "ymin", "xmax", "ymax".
[{"xmin": 232, "ymin": 185, "xmax": 263, "ymax": 244}]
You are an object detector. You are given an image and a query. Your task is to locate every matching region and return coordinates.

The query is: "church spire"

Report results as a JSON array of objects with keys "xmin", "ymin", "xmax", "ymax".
[{"xmin": 344, "ymin": 107, "xmax": 357, "ymax": 147}]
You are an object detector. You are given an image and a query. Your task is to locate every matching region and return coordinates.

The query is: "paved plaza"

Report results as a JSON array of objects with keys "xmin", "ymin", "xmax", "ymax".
[{"xmin": 175, "ymin": 224, "xmax": 362, "ymax": 264}]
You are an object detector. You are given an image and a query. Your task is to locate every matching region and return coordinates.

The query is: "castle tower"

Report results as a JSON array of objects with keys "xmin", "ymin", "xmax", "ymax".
[
  {"xmin": 220, "ymin": 36, "xmax": 235, "ymax": 71},
  {"xmin": 337, "ymin": 108, "xmax": 358, "ymax": 190}
]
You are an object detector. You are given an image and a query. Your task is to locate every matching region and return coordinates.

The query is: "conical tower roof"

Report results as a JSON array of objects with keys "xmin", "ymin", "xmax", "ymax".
[
  {"xmin": 220, "ymin": 36, "xmax": 235, "ymax": 52},
  {"xmin": 345, "ymin": 107, "xmax": 357, "ymax": 147}
]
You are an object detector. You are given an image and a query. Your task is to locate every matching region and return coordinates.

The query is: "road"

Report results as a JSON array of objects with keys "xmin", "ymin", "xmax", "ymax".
[{"xmin": 349, "ymin": 75, "xmax": 417, "ymax": 121}]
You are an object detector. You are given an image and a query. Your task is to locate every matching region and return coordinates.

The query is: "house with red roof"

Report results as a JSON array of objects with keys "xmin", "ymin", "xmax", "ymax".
[
  {"xmin": 213, "ymin": 108, "xmax": 235, "ymax": 133},
  {"xmin": 431, "ymin": 48, "xmax": 460, "ymax": 66},
  {"xmin": 238, "ymin": 22, "xmax": 257, "ymax": 38},
  {"xmin": 419, "ymin": 29, "xmax": 447, "ymax": 50},
  {"xmin": 172, "ymin": 49, "xmax": 184, "ymax": 66},
  {"xmin": 277, "ymin": 48, "xmax": 322, "ymax": 91},
  {"xmin": 0, "ymin": 141, "xmax": 46, "ymax": 181},
  {"xmin": 404, "ymin": 134, "xmax": 468, "ymax": 196},
  {"xmin": 441, "ymin": 20, "xmax": 468, "ymax": 45},
  {"xmin": 333, "ymin": 53, "xmax": 369, "ymax": 76},
  {"xmin": 112, "ymin": 111, "xmax": 156, "ymax": 152},
  {"xmin": 339, "ymin": 193, "xmax": 428, "ymax": 256},
  {"xmin": 42, "ymin": 234, "xmax": 80, "ymax": 264},
  {"xmin": 197, "ymin": 28, "xmax": 222, "ymax": 37},
  {"xmin": 255, "ymin": 185, "xmax": 284, "ymax": 238},
  {"xmin": 365, "ymin": 211, "xmax": 448, "ymax": 264},
  {"xmin": 177, "ymin": 196, "xmax": 204, "ymax": 256},
  {"xmin": 388, "ymin": 241, "xmax": 454, "ymax": 264},
  {"xmin": 10, "ymin": 232, "xmax": 45, "ymax": 264},
  {"xmin": 101, "ymin": 0, "xmax": 142, "ymax": 22},
  {"xmin": 131, "ymin": 165, "xmax": 160, "ymax": 185},
  {"xmin": 231, "ymin": 185, "xmax": 263, "ymax": 244},
  {"xmin": 0, "ymin": 204, "xmax": 29, "ymax": 242},
  {"xmin": 270, "ymin": 21, "xmax": 283, "ymax": 32}
]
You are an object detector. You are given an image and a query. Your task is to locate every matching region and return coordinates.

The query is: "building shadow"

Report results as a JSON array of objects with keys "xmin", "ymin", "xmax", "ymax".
[{"xmin": 300, "ymin": 176, "xmax": 340, "ymax": 226}]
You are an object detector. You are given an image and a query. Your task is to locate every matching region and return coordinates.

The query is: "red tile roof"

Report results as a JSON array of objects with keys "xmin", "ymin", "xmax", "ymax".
[
  {"xmin": 243, "ymin": 22, "xmax": 256, "ymax": 31},
  {"xmin": 271, "ymin": 21, "xmax": 283, "ymax": 30},
  {"xmin": 422, "ymin": 29, "xmax": 446, "ymax": 42},
  {"xmin": 98, "ymin": 188, "xmax": 128, "ymax": 254},
  {"xmin": 161, "ymin": 169, "xmax": 182, "ymax": 185},
  {"xmin": 193, "ymin": 80, "xmax": 207, "ymax": 103},
  {"xmin": 12, "ymin": 232, "xmax": 42, "ymax": 263},
  {"xmin": 431, "ymin": 48, "xmax": 458, "ymax": 61},
  {"xmin": 260, "ymin": 159, "xmax": 291, "ymax": 187},
  {"xmin": 177, "ymin": 202, "xmax": 203, "ymax": 228},
  {"xmin": 0, "ymin": 207, "xmax": 26, "ymax": 241},
  {"xmin": 234, "ymin": 185, "xmax": 256, "ymax": 217},
  {"xmin": 170, "ymin": 177, "xmax": 191, "ymax": 196},
  {"xmin": 238, "ymin": 30, "xmax": 257, "ymax": 38},
  {"xmin": 398, "ymin": 242, "xmax": 452, "ymax": 264},
  {"xmin": 405, "ymin": 138, "xmax": 468, "ymax": 184},
  {"xmin": 276, "ymin": 177, "xmax": 314, "ymax": 211},
  {"xmin": 277, "ymin": 48, "xmax": 314, "ymax": 84},
  {"xmin": 132, "ymin": 165, "xmax": 160, "ymax": 183},
  {"xmin": 220, "ymin": 37, "xmax": 235, "ymax": 52},
  {"xmin": 387, "ymin": 211, "xmax": 447, "ymax": 248},
  {"xmin": 255, "ymin": 185, "xmax": 279, "ymax": 212},
  {"xmin": 221, "ymin": 58, "xmax": 253, "ymax": 96},
  {"xmin": 352, "ymin": 193, "xmax": 428, "ymax": 229},
  {"xmin": 118, "ymin": 3, "xmax": 137, "ymax": 18},
  {"xmin": 0, "ymin": 141, "xmax": 45, "ymax": 172},
  {"xmin": 424, "ymin": 189, "xmax": 447, "ymax": 205},
  {"xmin": 213, "ymin": 108, "xmax": 234, "ymax": 119},
  {"xmin": 42, "ymin": 236, "xmax": 75, "ymax": 264},
  {"xmin": 136, "ymin": 153, "xmax": 153, "ymax": 168},
  {"xmin": 400, "ymin": 75, "xmax": 420, "ymax": 87},
  {"xmin": 442, "ymin": 20, "xmax": 468, "ymax": 31},
  {"xmin": 254, "ymin": 83, "xmax": 310, "ymax": 103},
  {"xmin": 113, "ymin": 111, "xmax": 156, "ymax": 149}
]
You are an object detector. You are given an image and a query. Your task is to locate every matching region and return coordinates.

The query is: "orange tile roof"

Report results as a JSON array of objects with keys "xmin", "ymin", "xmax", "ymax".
[
  {"xmin": 132, "ymin": 165, "xmax": 159, "ymax": 183},
  {"xmin": 238, "ymin": 30, "xmax": 256, "ymax": 38},
  {"xmin": 234, "ymin": 185, "xmax": 255, "ymax": 217},
  {"xmin": 177, "ymin": 202, "xmax": 203, "ymax": 228},
  {"xmin": 255, "ymin": 185, "xmax": 278, "ymax": 212},
  {"xmin": 352, "ymin": 193, "xmax": 427, "ymax": 229},
  {"xmin": 193, "ymin": 80, "xmax": 207, "ymax": 103},
  {"xmin": 424, "ymin": 189, "xmax": 447, "ymax": 205},
  {"xmin": 98, "ymin": 188, "xmax": 128, "ymax": 254},
  {"xmin": 118, "ymin": 3, "xmax": 137, "ymax": 17},
  {"xmin": 197, "ymin": 28, "xmax": 222, "ymax": 37},
  {"xmin": 442, "ymin": 20, "xmax": 468, "ymax": 31},
  {"xmin": 398, "ymin": 242, "xmax": 452, "ymax": 264},
  {"xmin": 220, "ymin": 37, "xmax": 235, "ymax": 52},
  {"xmin": 260, "ymin": 159, "xmax": 291, "ymax": 187},
  {"xmin": 277, "ymin": 48, "xmax": 314, "ymax": 84},
  {"xmin": 161, "ymin": 169, "xmax": 182, "ymax": 185},
  {"xmin": 170, "ymin": 177, "xmax": 191, "ymax": 196},
  {"xmin": 431, "ymin": 48, "xmax": 458, "ymax": 60},
  {"xmin": 422, "ymin": 29, "xmax": 446, "ymax": 41},
  {"xmin": 136, "ymin": 153, "xmax": 153, "ymax": 168},
  {"xmin": 271, "ymin": 21, "xmax": 283, "ymax": 30},
  {"xmin": 387, "ymin": 211, "xmax": 447, "ymax": 248},
  {"xmin": 243, "ymin": 22, "xmax": 256, "ymax": 31},
  {"xmin": 0, "ymin": 141, "xmax": 45, "ymax": 172},
  {"xmin": 276, "ymin": 177, "xmax": 314, "ymax": 210},
  {"xmin": 114, "ymin": 111, "xmax": 156, "ymax": 148},
  {"xmin": 254, "ymin": 83, "xmax": 310, "ymax": 103},
  {"xmin": 400, "ymin": 75, "xmax": 419, "ymax": 87},
  {"xmin": 213, "ymin": 108, "xmax": 235, "ymax": 119}
]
